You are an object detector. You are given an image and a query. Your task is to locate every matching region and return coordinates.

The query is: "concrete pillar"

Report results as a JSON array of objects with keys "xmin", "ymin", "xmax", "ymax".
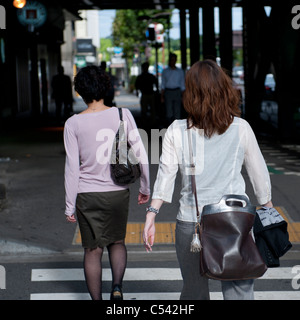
[
  {"xmin": 189, "ymin": 7, "xmax": 200, "ymax": 65},
  {"xmin": 219, "ymin": 1, "xmax": 233, "ymax": 75},
  {"xmin": 179, "ymin": 8, "xmax": 187, "ymax": 71},
  {"xmin": 202, "ymin": 2, "xmax": 216, "ymax": 60}
]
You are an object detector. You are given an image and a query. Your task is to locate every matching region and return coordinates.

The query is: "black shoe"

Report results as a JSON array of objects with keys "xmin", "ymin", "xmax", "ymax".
[{"xmin": 110, "ymin": 284, "xmax": 123, "ymax": 300}]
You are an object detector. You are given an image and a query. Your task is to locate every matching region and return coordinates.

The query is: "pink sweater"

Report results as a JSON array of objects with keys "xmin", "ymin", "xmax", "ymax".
[{"xmin": 63, "ymin": 107, "xmax": 150, "ymax": 216}]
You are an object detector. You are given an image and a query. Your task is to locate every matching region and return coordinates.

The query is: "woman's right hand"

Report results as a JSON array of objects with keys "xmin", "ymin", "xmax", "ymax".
[
  {"xmin": 143, "ymin": 212, "xmax": 156, "ymax": 252},
  {"xmin": 138, "ymin": 192, "xmax": 150, "ymax": 205},
  {"xmin": 66, "ymin": 214, "xmax": 77, "ymax": 223}
]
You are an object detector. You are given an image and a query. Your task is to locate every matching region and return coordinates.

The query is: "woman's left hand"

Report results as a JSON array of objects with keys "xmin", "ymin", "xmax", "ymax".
[
  {"xmin": 143, "ymin": 212, "xmax": 156, "ymax": 252},
  {"xmin": 138, "ymin": 192, "xmax": 150, "ymax": 205}
]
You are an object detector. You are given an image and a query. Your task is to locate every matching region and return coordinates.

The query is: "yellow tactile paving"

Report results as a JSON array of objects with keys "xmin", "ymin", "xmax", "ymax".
[
  {"xmin": 72, "ymin": 207, "xmax": 300, "ymax": 245},
  {"xmin": 126, "ymin": 223, "xmax": 144, "ymax": 244},
  {"xmin": 276, "ymin": 207, "xmax": 300, "ymax": 243}
]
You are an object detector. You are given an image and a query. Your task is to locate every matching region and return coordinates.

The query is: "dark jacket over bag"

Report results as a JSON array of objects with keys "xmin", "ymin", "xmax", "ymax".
[{"xmin": 253, "ymin": 207, "xmax": 292, "ymax": 267}]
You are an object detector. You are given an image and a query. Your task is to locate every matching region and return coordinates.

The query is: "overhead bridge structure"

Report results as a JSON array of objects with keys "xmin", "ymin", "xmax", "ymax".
[{"xmin": 0, "ymin": 0, "xmax": 299, "ymax": 139}]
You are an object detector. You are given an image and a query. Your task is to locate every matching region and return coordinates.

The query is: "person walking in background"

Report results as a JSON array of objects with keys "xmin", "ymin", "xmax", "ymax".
[
  {"xmin": 161, "ymin": 53, "xmax": 185, "ymax": 124},
  {"xmin": 135, "ymin": 62, "xmax": 158, "ymax": 125},
  {"xmin": 51, "ymin": 65, "xmax": 73, "ymax": 122},
  {"xmin": 64, "ymin": 66, "xmax": 150, "ymax": 300},
  {"xmin": 143, "ymin": 60, "xmax": 273, "ymax": 300},
  {"xmin": 100, "ymin": 61, "xmax": 117, "ymax": 107}
]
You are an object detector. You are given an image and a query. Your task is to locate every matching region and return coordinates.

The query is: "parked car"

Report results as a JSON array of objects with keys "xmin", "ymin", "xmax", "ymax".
[
  {"xmin": 264, "ymin": 73, "xmax": 276, "ymax": 100},
  {"xmin": 232, "ymin": 66, "xmax": 244, "ymax": 78}
]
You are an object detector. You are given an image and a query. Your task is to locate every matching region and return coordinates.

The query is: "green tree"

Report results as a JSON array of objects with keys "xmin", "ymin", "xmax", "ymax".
[
  {"xmin": 99, "ymin": 38, "xmax": 113, "ymax": 62},
  {"xmin": 112, "ymin": 9, "xmax": 172, "ymax": 66}
]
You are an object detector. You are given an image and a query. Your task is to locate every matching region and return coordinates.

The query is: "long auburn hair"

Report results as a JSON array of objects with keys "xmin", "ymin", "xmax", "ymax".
[{"xmin": 183, "ymin": 60, "xmax": 241, "ymax": 138}]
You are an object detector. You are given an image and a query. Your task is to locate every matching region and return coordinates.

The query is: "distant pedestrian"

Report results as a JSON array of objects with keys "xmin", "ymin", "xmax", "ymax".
[
  {"xmin": 64, "ymin": 66, "xmax": 150, "ymax": 300},
  {"xmin": 135, "ymin": 62, "xmax": 158, "ymax": 124},
  {"xmin": 51, "ymin": 65, "xmax": 73, "ymax": 122},
  {"xmin": 100, "ymin": 61, "xmax": 117, "ymax": 107},
  {"xmin": 161, "ymin": 53, "xmax": 185, "ymax": 124},
  {"xmin": 143, "ymin": 60, "xmax": 273, "ymax": 300}
]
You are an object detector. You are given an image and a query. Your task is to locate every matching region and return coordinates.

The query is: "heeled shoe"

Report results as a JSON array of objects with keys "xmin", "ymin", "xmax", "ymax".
[{"xmin": 110, "ymin": 284, "xmax": 123, "ymax": 300}]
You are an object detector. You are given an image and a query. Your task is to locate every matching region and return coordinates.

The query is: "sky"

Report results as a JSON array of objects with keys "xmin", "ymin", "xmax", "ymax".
[{"xmin": 98, "ymin": 8, "xmax": 243, "ymax": 39}]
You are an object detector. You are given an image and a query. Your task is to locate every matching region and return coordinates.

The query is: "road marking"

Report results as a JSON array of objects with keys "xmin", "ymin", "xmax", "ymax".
[
  {"xmin": 276, "ymin": 207, "xmax": 300, "ymax": 243},
  {"xmin": 73, "ymin": 207, "xmax": 300, "ymax": 245},
  {"xmin": 30, "ymin": 291, "xmax": 300, "ymax": 300},
  {"xmin": 267, "ymin": 166, "xmax": 284, "ymax": 174},
  {"xmin": 31, "ymin": 267, "xmax": 297, "ymax": 282},
  {"xmin": 32, "ymin": 268, "xmax": 182, "ymax": 282},
  {"xmin": 30, "ymin": 267, "xmax": 300, "ymax": 300}
]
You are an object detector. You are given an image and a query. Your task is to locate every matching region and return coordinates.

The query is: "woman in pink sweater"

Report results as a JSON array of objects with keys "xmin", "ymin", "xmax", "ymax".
[{"xmin": 64, "ymin": 66, "xmax": 150, "ymax": 300}]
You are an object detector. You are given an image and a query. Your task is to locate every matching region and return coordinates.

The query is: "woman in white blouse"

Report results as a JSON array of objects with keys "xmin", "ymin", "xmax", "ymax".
[{"xmin": 143, "ymin": 60, "xmax": 273, "ymax": 300}]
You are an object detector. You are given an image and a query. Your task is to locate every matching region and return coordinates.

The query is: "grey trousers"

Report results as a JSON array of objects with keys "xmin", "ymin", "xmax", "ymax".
[
  {"xmin": 164, "ymin": 89, "xmax": 182, "ymax": 121},
  {"xmin": 175, "ymin": 220, "xmax": 254, "ymax": 300}
]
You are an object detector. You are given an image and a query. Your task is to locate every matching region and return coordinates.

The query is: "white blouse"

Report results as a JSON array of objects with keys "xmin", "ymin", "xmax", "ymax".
[{"xmin": 152, "ymin": 117, "xmax": 272, "ymax": 222}]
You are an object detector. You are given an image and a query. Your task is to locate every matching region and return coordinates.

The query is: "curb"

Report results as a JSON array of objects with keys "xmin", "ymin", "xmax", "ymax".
[{"xmin": 0, "ymin": 239, "xmax": 57, "ymax": 256}]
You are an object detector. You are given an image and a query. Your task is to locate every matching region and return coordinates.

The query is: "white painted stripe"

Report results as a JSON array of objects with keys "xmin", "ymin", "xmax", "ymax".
[
  {"xmin": 30, "ymin": 291, "xmax": 300, "ymax": 300},
  {"xmin": 278, "ymin": 156, "xmax": 298, "ymax": 159},
  {"xmin": 283, "ymin": 172, "xmax": 300, "ymax": 176},
  {"xmin": 270, "ymin": 153, "xmax": 289, "ymax": 156},
  {"xmin": 285, "ymin": 159, "xmax": 300, "ymax": 163},
  {"xmin": 30, "ymin": 292, "xmax": 181, "ymax": 300},
  {"xmin": 31, "ymin": 268, "xmax": 85, "ymax": 281},
  {"xmin": 31, "ymin": 268, "xmax": 183, "ymax": 282},
  {"xmin": 31, "ymin": 267, "xmax": 296, "ymax": 282},
  {"xmin": 253, "ymin": 291, "xmax": 300, "ymax": 300},
  {"xmin": 261, "ymin": 267, "xmax": 295, "ymax": 279}
]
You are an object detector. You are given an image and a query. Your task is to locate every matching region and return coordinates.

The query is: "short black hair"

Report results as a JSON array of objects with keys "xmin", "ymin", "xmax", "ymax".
[{"xmin": 74, "ymin": 66, "xmax": 111, "ymax": 104}]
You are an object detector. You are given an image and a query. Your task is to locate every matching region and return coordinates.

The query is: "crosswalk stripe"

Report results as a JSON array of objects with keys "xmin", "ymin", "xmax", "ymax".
[
  {"xmin": 30, "ymin": 267, "xmax": 300, "ymax": 300},
  {"xmin": 30, "ymin": 291, "xmax": 300, "ymax": 300},
  {"xmin": 31, "ymin": 268, "xmax": 182, "ymax": 282},
  {"xmin": 31, "ymin": 267, "xmax": 296, "ymax": 282}
]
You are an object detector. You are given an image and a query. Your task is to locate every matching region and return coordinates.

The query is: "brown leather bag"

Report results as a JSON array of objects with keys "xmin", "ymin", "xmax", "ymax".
[
  {"xmin": 199, "ymin": 195, "xmax": 268, "ymax": 280},
  {"xmin": 187, "ymin": 121, "xmax": 267, "ymax": 281}
]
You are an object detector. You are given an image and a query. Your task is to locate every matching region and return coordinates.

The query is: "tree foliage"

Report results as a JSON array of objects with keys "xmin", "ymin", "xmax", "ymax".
[{"xmin": 112, "ymin": 9, "xmax": 172, "ymax": 65}]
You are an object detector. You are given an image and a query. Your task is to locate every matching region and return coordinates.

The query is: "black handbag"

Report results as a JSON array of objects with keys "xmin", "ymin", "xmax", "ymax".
[
  {"xmin": 187, "ymin": 120, "xmax": 267, "ymax": 281},
  {"xmin": 110, "ymin": 108, "xmax": 141, "ymax": 185}
]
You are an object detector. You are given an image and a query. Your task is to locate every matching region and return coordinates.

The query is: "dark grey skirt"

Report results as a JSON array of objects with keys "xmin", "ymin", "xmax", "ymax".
[{"xmin": 76, "ymin": 189, "xmax": 130, "ymax": 249}]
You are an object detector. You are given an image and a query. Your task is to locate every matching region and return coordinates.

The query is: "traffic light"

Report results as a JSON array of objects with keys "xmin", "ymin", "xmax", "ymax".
[{"xmin": 146, "ymin": 27, "xmax": 155, "ymax": 41}]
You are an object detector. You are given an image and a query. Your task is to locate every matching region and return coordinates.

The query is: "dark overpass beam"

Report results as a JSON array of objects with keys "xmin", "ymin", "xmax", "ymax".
[
  {"xmin": 202, "ymin": 2, "xmax": 216, "ymax": 60},
  {"xmin": 219, "ymin": 0, "xmax": 233, "ymax": 75},
  {"xmin": 271, "ymin": 2, "xmax": 300, "ymax": 139},
  {"xmin": 179, "ymin": 8, "xmax": 187, "ymax": 71},
  {"xmin": 189, "ymin": 7, "xmax": 200, "ymax": 65},
  {"xmin": 242, "ymin": 1, "xmax": 264, "ymax": 127},
  {"xmin": 29, "ymin": 37, "xmax": 41, "ymax": 117}
]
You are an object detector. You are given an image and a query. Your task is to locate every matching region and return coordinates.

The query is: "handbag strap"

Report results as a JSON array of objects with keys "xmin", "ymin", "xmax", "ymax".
[
  {"xmin": 115, "ymin": 108, "xmax": 123, "ymax": 146},
  {"xmin": 187, "ymin": 119, "xmax": 200, "ymax": 222}
]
